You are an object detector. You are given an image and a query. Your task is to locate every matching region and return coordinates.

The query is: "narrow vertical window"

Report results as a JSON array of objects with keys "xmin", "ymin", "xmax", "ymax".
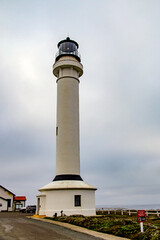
[
  {"xmin": 56, "ymin": 127, "xmax": 58, "ymax": 136},
  {"xmin": 74, "ymin": 195, "xmax": 81, "ymax": 207}
]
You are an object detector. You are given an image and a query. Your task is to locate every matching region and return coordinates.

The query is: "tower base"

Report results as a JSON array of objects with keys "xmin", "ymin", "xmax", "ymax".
[{"xmin": 37, "ymin": 180, "xmax": 96, "ymax": 217}]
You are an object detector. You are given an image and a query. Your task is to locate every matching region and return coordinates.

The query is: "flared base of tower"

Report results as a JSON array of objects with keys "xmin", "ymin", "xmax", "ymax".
[{"xmin": 37, "ymin": 180, "xmax": 97, "ymax": 217}]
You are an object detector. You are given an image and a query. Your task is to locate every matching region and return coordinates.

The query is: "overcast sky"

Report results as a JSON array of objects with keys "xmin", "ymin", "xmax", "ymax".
[{"xmin": 1, "ymin": 0, "xmax": 160, "ymax": 207}]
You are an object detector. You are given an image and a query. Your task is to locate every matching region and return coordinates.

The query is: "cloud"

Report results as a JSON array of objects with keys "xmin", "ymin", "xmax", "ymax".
[{"xmin": 0, "ymin": 0, "xmax": 160, "ymax": 206}]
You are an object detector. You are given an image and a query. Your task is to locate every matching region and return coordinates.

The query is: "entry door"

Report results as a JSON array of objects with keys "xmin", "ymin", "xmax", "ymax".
[{"xmin": 37, "ymin": 198, "xmax": 40, "ymax": 215}]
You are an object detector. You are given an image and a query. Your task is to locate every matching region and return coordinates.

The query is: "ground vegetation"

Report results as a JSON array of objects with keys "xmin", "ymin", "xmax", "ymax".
[{"xmin": 46, "ymin": 212, "xmax": 160, "ymax": 239}]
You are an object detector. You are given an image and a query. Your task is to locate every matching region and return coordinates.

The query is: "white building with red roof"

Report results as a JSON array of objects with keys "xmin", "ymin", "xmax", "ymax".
[
  {"xmin": 0, "ymin": 185, "xmax": 15, "ymax": 211},
  {"xmin": 13, "ymin": 196, "xmax": 26, "ymax": 211},
  {"xmin": 0, "ymin": 185, "xmax": 26, "ymax": 212}
]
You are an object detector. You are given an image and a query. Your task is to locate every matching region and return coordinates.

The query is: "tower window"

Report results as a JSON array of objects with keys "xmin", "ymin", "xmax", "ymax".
[
  {"xmin": 74, "ymin": 195, "xmax": 81, "ymax": 207},
  {"xmin": 56, "ymin": 127, "xmax": 58, "ymax": 136}
]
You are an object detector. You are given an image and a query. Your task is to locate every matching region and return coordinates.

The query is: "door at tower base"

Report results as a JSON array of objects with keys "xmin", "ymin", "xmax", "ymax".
[{"xmin": 36, "ymin": 181, "xmax": 96, "ymax": 217}]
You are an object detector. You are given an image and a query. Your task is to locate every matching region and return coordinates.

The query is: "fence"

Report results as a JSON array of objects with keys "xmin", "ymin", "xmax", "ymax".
[{"xmin": 96, "ymin": 208, "xmax": 160, "ymax": 216}]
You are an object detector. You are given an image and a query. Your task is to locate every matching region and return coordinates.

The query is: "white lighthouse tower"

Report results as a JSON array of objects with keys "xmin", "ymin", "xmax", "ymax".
[{"xmin": 37, "ymin": 37, "xmax": 96, "ymax": 217}]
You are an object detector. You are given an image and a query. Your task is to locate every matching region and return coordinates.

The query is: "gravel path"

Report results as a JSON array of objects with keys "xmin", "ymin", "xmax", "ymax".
[{"xmin": 0, "ymin": 212, "xmax": 101, "ymax": 240}]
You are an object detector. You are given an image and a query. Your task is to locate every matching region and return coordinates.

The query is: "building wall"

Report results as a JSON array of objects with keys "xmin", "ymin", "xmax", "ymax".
[
  {"xmin": 0, "ymin": 187, "xmax": 14, "ymax": 211},
  {"xmin": 53, "ymin": 56, "xmax": 83, "ymax": 176},
  {"xmin": 56, "ymin": 68, "xmax": 80, "ymax": 175},
  {"xmin": 0, "ymin": 198, "xmax": 7, "ymax": 212},
  {"xmin": 38, "ymin": 189, "xmax": 96, "ymax": 217}
]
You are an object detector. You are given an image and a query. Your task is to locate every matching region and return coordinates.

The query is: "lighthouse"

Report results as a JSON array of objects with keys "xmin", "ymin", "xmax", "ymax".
[{"xmin": 37, "ymin": 37, "xmax": 96, "ymax": 216}]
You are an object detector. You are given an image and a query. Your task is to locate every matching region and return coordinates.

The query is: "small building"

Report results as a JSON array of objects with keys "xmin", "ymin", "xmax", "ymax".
[
  {"xmin": 13, "ymin": 196, "xmax": 26, "ymax": 211},
  {"xmin": 0, "ymin": 185, "xmax": 15, "ymax": 211},
  {"xmin": 0, "ymin": 185, "xmax": 26, "ymax": 212}
]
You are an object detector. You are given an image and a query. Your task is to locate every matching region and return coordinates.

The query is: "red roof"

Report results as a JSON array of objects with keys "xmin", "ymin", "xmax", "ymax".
[{"xmin": 14, "ymin": 196, "xmax": 26, "ymax": 201}]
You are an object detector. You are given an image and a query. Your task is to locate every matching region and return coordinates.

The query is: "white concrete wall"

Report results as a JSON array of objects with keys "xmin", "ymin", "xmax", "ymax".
[
  {"xmin": 38, "ymin": 53, "xmax": 97, "ymax": 217},
  {"xmin": 56, "ymin": 76, "xmax": 80, "ymax": 175},
  {"xmin": 0, "ymin": 187, "xmax": 14, "ymax": 211},
  {"xmin": 53, "ymin": 56, "xmax": 83, "ymax": 176},
  {"xmin": 0, "ymin": 198, "xmax": 7, "ymax": 212},
  {"xmin": 38, "ymin": 189, "xmax": 96, "ymax": 217}
]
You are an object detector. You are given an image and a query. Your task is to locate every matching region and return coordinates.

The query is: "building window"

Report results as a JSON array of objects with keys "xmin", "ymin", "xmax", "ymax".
[
  {"xmin": 56, "ymin": 127, "xmax": 58, "ymax": 136},
  {"xmin": 16, "ymin": 204, "xmax": 23, "ymax": 210},
  {"xmin": 74, "ymin": 195, "xmax": 81, "ymax": 207}
]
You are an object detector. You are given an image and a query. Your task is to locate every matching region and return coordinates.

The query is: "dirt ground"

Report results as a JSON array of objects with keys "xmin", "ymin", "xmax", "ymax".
[{"xmin": 0, "ymin": 212, "xmax": 100, "ymax": 240}]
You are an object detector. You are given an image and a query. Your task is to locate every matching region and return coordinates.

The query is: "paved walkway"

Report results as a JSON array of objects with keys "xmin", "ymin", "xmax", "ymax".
[
  {"xmin": 0, "ymin": 212, "xmax": 94, "ymax": 240},
  {"xmin": 0, "ymin": 212, "xmax": 129, "ymax": 240},
  {"xmin": 31, "ymin": 216, "xmax": 129, "ymax": 240}
]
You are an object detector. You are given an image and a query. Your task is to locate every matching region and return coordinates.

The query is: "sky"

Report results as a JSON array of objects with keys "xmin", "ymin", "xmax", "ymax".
[{"xmin": 0, "ymin": 0, "xmax": 160, "ymax": 207}]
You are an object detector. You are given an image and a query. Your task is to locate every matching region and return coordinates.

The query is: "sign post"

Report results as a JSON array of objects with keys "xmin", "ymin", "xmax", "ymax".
[
  {"xmin": 138, "ymin": 210, "xmax": 145, "ymax": 233},
  {"xmin": 140, "ymin": 222, "xmax": 143, "ymax": 233}
]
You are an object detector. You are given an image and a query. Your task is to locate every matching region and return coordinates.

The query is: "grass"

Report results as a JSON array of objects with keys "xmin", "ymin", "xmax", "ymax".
[{"xmin": 45, "ymin": 213, "xmax": 160, "ymax": 239}]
